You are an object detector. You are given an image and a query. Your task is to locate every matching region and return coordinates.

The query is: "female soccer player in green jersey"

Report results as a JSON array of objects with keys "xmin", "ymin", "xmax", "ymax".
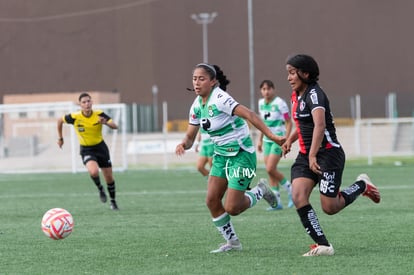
[
  {"xmin": 176, "ymin": 63, "xmax": 285, "ymax": 253},
  {"xmin": 257, "ymin": 80, "xmax": 293, "ymax": 210},
  {"xmin": 194, "ymin": 129, "xmax": 214, "ymax": 179},
  {"xmin": 57, "ymin": 93, "xmax": 119, "ymax": 210}
]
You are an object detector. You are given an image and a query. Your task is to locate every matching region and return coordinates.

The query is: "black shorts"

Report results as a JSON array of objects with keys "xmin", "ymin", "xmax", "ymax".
[
  {"xmin": 80, "ymin": 141, "xmax": 112, "ymax": 168},
  {"xmin": 291, "ymin": 147, "xmax": 345, "ymax": 197}
]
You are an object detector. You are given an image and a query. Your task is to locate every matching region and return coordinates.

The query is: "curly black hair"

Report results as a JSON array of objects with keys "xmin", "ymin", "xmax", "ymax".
[{"xmin": 286, "ymin": 54, "xmax": 319, "ymax": 84}]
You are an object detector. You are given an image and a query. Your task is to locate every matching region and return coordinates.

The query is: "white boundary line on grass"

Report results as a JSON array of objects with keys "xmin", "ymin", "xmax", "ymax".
[
  {"xmin": 0, "ymin": 190, "xmax": 207, "ymax": 199},
  {"xmin": 0, "ymin": 185, "xmax": 412, "ymax": 199}
]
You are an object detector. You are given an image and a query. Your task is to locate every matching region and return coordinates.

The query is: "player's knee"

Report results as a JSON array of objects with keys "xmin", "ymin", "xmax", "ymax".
[
  {"xmin": 321, "ymin": 204, "xmax": 340, "ymax": 215},
  {"xmin": 105, "ymin": 177, "xmax": 114, "ymax": 184},
  {"xmin": 205, "ymin": 196, "xmax": 220, "ymax": 211},
  {"xmin": 265, "ymin": 165, "xmax": 273, "ymax": 174},
  {"xmin": 197, "ymin": 165, "xmax": 204, "ymax": 173},
  {"xmin": 224, "ymin": 205, "xmax": 242, "ymax": 216},
  {"xmin": 89, "ymin": 170, "xmax": 99, "ymax": 178}
]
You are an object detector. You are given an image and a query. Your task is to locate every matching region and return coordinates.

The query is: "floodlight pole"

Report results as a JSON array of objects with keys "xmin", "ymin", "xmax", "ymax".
[
  {"xmin": 191, "ymin": 12, "xmax": 218, "ymax": 63},
  {"xmin": 152, "ymin": 85, "xmax": 159, "ymax": 131},
  {"xmin": 247, "ymin": 0, "xmax": 255, "ymax": 112}
]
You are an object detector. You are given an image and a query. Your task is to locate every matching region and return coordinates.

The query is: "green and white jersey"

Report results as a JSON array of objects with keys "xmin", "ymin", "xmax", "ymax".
[
  {"xmin": 199, "ymin": 129, "xmax": 213, "ymax": 146},
  {"xmin": 189, "ymin": 87, "xmax": 254, "ymax": 156},
  {"xmin": 258, "ymin": 96, "xmax": 290, "ymax": 142}
]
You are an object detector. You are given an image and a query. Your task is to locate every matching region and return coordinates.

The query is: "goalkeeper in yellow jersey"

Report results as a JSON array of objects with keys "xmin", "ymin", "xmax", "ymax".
[{"xmin": 57, "ymin": 92, "xmax": 119, "ymax": 210}]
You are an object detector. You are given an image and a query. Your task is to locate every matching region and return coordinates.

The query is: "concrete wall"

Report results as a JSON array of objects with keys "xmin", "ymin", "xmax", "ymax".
[
  {"xmin": 0, "ymin": 0, "xmax": 413, "ymax": 120},
  {"xmin": 1, "ymin": 120, "xmax": 413, "ymax": 173}
]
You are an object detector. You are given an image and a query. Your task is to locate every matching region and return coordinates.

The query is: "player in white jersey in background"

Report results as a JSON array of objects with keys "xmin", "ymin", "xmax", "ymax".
[
  {"xmin": 194, "ymin": 129, "xmax": 213, "ymax": 180},
  {"xmin": 176, "ymin": 63, "xmax": 285, "ymax": 253},
  {"xmin": 257, "ymin": 80, "xmax": 294, "ymax": 210}
]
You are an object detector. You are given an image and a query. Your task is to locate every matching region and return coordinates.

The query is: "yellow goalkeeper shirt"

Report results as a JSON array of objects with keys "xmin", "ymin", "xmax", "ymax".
[{"xmin": 62, "ymin": 110, "xmax": 112, "ymax": 146}]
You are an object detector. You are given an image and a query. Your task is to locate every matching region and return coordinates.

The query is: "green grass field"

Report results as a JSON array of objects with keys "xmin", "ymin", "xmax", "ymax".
[{"xmin": 1, "ymin": 157, "xmax": 413, "ymax": 274}]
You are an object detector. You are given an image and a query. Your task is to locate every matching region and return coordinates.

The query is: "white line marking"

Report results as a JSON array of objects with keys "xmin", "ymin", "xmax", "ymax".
[
  {"xmin": 0, "ymin": 186, "xmax": 411, "ymax": 199},
  {"xmin": 0, "ymin": 190, "xmax": 207, "ymax": 199}
]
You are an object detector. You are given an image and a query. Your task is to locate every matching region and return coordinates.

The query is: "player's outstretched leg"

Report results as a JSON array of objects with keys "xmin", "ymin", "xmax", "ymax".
[
  {"xmin": 357, "ymin": 174, "xmax": 381, "ymax": 203},
  {"xmin": 257, "ymin": 178, "xmax": 278, "ymax": 208}
]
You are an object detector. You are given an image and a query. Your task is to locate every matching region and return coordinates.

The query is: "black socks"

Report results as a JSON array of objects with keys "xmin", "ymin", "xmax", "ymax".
[
  {"xmin": 297, "ymin": 204, "xmax": 330, "ymax": 246},
  {"xmin": 107, "ymin": 182, "xmax": 116, "ymax": 201},
  {"xmin": 91, "ymin": 176, "xmax": 103, "ymax": 191},
  {"xmin": 340, "ymin": 180, "xmax": 366, "ymax": 207}
]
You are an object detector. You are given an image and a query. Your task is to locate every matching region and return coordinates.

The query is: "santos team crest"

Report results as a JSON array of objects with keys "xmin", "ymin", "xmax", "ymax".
[{"xmin": 208, "ymin": 106, "xmax": 214, "ymax": 117}]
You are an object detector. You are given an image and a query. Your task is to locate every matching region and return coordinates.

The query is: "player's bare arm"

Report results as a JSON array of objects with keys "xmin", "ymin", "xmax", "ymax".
[
  {"xmin": 176, "ymin": 124, "xmax": 199, "ymax": 155},
  {"xmin": 57, "ymin": 117, "xmax": 65, "ymax": 148},
  {"xmin": 257, "ymin": 132, "xmax": 264, "ymax": 152},
  {"xmin": 282, "ymin": 129, "xmax": 298, "ymax": 157},
  {"xmin": 309, "ymin": 108, "xmax": 326, "ymax": 174},
  {"xmin": 233, "ymin": 104, "xmax": 285, "ymax": 146}
]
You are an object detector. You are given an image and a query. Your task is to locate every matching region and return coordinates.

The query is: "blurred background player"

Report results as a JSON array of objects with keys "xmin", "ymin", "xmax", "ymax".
[
  {"xmin": 57, "ymin": 92, "xmax": 120, "ymax": 210},
  {"xmin": 257, "ymin": 80, "xmax": 293, "ymax": 210},
  {"xmin": 194, "ymin": 129, "xmax": 214, "ymax": 180}
]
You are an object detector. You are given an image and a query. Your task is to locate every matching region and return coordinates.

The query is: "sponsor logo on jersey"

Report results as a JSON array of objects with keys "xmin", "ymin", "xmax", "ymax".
[
  {"xmin": 201, "ymin": 118, "xmax": 211, "ymax": 131},
  {"xmin": 224, "ymin": 97, "xmax": 235, "ymax": 108},
  {"xmin": 310, "ymin": 89, "xmax": 318, "ymax": 104}
]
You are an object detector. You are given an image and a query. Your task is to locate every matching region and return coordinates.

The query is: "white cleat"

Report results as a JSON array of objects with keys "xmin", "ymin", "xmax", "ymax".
[
  {"xmin": 303, "ymin": 244, "xmax": 335, "ymax": 256},
  {"xmin": 257, "ymin": 178, "xmax": 278, "ymax": 208},
  {"xmin": 210, "ymin": 240, "xmax": 242, "ymax": 253}
]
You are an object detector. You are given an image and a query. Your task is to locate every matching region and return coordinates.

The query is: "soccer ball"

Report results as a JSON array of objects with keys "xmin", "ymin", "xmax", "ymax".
[{"xmin": 41, "ymin": 208, "xmax": 74, "ymax": 240}]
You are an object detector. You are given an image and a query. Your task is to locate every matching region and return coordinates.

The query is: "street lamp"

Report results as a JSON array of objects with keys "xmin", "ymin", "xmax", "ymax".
[{"xmin": 191, "ymin": 12, "xmax": 218, "ymax": 63}]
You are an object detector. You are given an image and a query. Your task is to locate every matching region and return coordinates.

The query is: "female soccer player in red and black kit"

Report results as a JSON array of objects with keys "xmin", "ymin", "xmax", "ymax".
[{"xmin": 282, "ymin": 54, "xmax": 381, "ymax": 256}]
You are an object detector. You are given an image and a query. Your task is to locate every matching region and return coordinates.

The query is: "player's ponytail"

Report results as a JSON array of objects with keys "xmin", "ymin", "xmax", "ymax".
[
  {"xmin": 213, "ymin": 65, "xmax": 230, "ymax": 91},
  {"xmin": 194, "ymin": 63, "xmax": 230, "ymax": 91}
]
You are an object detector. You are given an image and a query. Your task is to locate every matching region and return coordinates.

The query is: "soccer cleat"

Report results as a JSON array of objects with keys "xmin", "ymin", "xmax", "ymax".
[
  {"xmin": 303, "ymin": 244, "xmax": 334, "ymax": 256},
  {"xmin": 99, "ymin": 189, "xmax": 107, "ymax": 203},
  {"xmin": 110, "ymin": 200, "xmax": 119, "ymax": 210},
  {"xmin": 266, "ymin": 204, "xmax": 283, "ymax": 211},
  {"xmin": 287, "ymin": 195, "xmax": 294, "ymax": 208},
  {"xmin": 210, "ymin": 240, "xmax": 242, "ymax": 253},
  {"xmin": 257, "ymin": 179, "xmax": 278, "ymax": 208},
  {"xmin": 357, "ymin": 173, "xmax": 381, "ymax": 203}
]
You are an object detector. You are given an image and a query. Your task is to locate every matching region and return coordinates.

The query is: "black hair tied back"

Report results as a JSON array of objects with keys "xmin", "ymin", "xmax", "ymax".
[
  {"xmin": 213, "ymin": 65, "xmax": 230, "ymax": 91},
  {"xmin": 188, "ymin": 63, "xmax": 231, "ymax": 92}
]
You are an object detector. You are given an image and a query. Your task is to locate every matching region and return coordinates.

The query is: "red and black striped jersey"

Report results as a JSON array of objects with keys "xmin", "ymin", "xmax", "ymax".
[{"xmin": 291, "ymin": 83, "xmax": 341, "ymax": 154}]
